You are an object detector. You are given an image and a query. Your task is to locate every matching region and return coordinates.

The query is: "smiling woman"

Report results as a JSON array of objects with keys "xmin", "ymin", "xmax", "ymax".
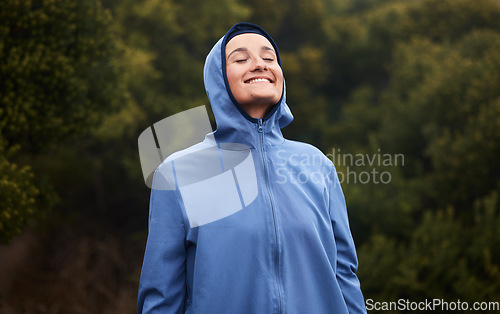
[
  {"xmin": 137, "ymin": 22, "xmax": 367, "ymax": 314},
  {"xmin": 225, "ymin": 33, "xmax": 284, "ymax": 118}
]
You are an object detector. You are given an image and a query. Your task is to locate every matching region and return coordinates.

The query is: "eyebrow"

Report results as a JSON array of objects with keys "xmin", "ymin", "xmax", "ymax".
[{"xmin": 227, "ymin": 46, "xmax": 276, "ymax": 60}]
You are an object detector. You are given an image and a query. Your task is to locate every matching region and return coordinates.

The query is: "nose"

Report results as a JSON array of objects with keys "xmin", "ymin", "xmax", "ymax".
[{"xmin": 250, "ymin": 58, "xmax": 267, "ymax": 71}]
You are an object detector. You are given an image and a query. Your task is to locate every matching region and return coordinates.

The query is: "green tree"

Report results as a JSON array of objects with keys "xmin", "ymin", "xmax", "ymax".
[
  {"xmin": 324, "ymin": 0, "xmax": 500, "ymax": 304},
  {"xmin": 0, "ymin": 0, "xmax": 121, "ymax": 243},
  {"xmin": 359, "ymin": 191, "xmax": 500, "ymax": 310},
  {"xmin": 0, "ymin": 141, "xmax": 38, "ymax": 243}
]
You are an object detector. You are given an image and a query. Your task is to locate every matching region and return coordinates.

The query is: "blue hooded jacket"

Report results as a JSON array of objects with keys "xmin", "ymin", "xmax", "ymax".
[{"xmin": 137, "ymin": 23, "xmax": 366, "ymax": 314}]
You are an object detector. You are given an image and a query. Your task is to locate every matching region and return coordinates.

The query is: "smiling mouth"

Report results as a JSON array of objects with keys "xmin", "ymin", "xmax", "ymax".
[{"xmin": 245, "ymin": 78, "xmax": 273, "ymax": 84}]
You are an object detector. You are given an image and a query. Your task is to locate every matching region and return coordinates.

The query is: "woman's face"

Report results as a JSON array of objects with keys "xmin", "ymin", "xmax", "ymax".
[{"xmin": 225, "ymin": 33, "xmax": 283, "ymax": 118}]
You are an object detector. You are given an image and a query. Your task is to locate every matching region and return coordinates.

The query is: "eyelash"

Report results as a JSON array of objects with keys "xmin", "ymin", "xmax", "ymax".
[{"xmin": 235, "ymin": 58, "xmax": 274, "ymax": 63}]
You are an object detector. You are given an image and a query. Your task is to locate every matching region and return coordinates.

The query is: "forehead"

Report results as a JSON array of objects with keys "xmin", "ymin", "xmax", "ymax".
[{"xmin": 225, "ymin": 33, "xmax": 274, "ymax": 53}]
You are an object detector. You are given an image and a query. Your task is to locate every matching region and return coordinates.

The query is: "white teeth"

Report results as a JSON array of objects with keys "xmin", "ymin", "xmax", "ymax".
[{"xmin": 248, "ymin": 78, "xmax": 270, "ymax": 84}]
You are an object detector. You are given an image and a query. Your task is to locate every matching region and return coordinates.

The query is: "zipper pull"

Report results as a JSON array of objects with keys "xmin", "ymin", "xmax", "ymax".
[{"xmin": 257, "ymin": 119, "xmax": 263, "ymax": 133}]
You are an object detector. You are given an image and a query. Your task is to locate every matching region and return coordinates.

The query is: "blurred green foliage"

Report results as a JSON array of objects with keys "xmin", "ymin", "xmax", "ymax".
[
  {"xmin": 321, "ymin": 0, "xmax": 500, "ymax": 307},
  {"xmin": 0, "ymin": 0, "xmax": 122, "ymax": 243},
  {"xmin": 0, "ymin": 139, "xmax": 38, "ymax": 243},
  {"xmin": 1, "ymin": 0, "xmax": 499, "ymax": 310}
]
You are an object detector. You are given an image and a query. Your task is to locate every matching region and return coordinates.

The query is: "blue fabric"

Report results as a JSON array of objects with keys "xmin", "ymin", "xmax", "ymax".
[{"xmin": 138, "ymin": 23, "xmax": 366, "ymax": 314}]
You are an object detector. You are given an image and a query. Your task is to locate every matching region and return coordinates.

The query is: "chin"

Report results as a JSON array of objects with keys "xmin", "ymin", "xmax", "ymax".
[
  {"xmin": 247, "ymin": 94, "xmax": 280, "ymax": 105},
  {"xmin": 241, "ymin": 99, "xmax": 278, "ymax": 107}
]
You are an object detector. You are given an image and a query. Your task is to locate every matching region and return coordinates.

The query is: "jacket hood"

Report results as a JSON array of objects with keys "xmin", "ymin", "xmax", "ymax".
[{"xmin": 203, "ymin": 22, "xmax": 293, "ymax": 149}]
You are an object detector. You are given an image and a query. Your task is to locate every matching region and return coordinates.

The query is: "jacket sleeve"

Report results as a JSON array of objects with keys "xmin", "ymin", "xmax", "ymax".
[
  {"xmin": 329, "ymin": 165, "xmax": 367, "ymax": 314},
  {"xmin": 137, "ymin": 169, "xmax": 187, "ymax": 313}
]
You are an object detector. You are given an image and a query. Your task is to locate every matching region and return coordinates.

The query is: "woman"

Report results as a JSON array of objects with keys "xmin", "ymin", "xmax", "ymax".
[{"xmin": 138, "ymin": 22, "xmax": 366, "ymax": 313}]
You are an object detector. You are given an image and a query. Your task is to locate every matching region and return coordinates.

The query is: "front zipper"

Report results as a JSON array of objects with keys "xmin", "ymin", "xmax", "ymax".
[{"xmin": 257, "ymin": 119, "xmax": 283, "ymax": 314}]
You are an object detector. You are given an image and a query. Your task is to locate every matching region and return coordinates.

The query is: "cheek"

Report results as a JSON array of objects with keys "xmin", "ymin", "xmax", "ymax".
[
  {"xmin": 226, "ymin": 67, "xmax": 241, "ymax": 91},
  {"xmin": 276, "ymin": 68, "xmax": 283, "ymax": 82},
  {"xmin": 274, "ymin": 70, "xmax": 284, "ymax": 96},
  {"xmin": 226, "ymin": 67, "xmax": 235, "ymax": 85}
]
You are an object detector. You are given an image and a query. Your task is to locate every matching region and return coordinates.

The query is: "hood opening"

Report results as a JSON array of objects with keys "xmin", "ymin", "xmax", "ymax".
[{"xmin": 221, "ymin": 22, "xmax": 284, "ymax": 123}]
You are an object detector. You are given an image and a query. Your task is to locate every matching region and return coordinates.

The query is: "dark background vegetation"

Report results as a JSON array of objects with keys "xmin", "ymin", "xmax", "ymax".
[{"xmin": 1, "ymin": 0, "xmax": 499, "ymax": 312}]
